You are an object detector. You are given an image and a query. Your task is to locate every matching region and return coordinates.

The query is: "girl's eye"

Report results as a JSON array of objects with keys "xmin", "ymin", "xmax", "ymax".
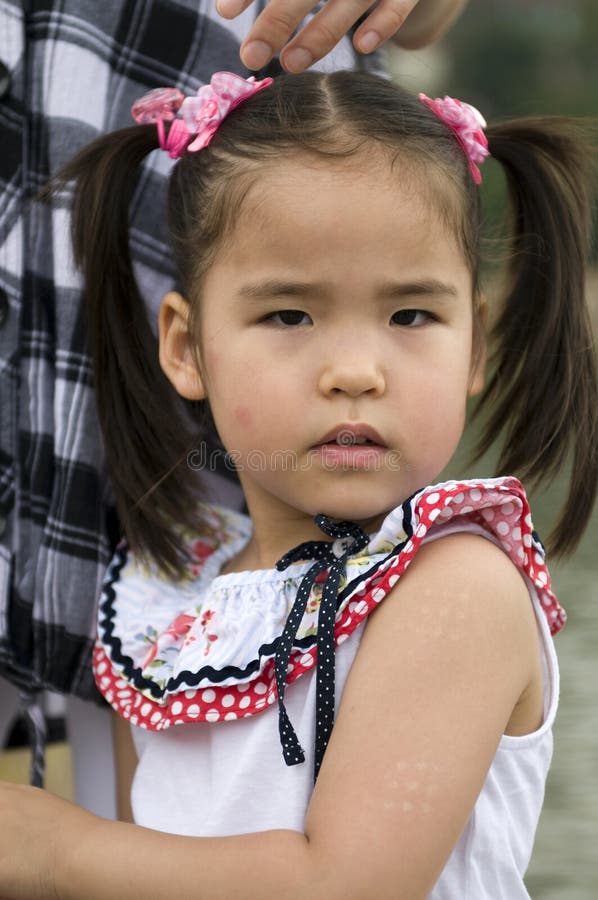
[
  {"xmin": 390, "ymin": 309, "xmax": 434, "ymax": 327},
  {"xmin": 263, "ymin": 309, "xmax": 312, "ymax": 327}
]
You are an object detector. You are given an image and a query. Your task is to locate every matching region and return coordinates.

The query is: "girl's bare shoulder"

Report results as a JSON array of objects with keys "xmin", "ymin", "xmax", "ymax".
[{"xmin": 303, "ymin": 533, "xmax": 540, "ymax": 900}]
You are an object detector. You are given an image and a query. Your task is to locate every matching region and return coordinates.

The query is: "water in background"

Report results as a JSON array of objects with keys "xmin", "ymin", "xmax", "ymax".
[{"xmin": 526, "ymin": 496, "xmax": 598, "ymax": 899}]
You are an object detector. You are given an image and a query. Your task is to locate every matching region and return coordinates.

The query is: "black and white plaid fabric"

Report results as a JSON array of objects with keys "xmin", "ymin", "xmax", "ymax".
[{"xmin": 0, "ymin": 1, "xmax": 384, "ymax": 703}]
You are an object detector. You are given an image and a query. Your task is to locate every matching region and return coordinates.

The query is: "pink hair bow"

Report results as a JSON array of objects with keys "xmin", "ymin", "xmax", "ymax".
[
  {"xmin": 131, "ymin": 72, "xmax": 273, "ymax": 159},
  {"xmin": 419, "ymin": 93, "xmax": 489, "ymax": 184}
]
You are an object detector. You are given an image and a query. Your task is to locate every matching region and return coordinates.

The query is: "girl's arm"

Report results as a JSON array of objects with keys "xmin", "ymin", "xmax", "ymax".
[{"xmin": 0, "ymin": 532, "xmax": 539, "ymax": 900}]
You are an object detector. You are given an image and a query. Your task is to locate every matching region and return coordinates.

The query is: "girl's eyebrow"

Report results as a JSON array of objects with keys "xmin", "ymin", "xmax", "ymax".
[
  {"xmin": 379, "ymin": 279, "xmax": 459, "ymax": 299},
  {"xmin": 237, "ymin": 280, "xmax": 319, "ymax": 299},
  {"xmin": 237, "ymin": 278, "xmax": 459, "ymax": 300}
]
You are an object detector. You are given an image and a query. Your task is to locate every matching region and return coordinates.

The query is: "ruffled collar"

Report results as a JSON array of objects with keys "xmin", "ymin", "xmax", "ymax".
[{"xmin": 94, "ymin": 476, "xmax": 563, "ymax": 772}]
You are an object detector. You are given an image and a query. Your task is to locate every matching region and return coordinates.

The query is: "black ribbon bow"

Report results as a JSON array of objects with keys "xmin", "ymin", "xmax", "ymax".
[{"xmin": 274, "ymin": 516, "xmax": 369, "ymax": 782}]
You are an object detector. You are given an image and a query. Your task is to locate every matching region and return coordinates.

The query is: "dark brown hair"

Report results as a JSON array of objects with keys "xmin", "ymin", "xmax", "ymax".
[{"xmin": 44, "ymin": 71, "xmax": 597, "ymax": 574}]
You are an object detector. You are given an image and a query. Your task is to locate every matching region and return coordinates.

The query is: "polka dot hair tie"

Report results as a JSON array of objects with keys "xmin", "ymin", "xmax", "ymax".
[{"xmin": 275, "ymin": 517, "xmax": 369, "ymax": 782}]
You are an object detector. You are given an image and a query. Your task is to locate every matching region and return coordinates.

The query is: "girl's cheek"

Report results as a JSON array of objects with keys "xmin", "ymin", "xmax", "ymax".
[
  {"xmin": 205, "ymin": 347, "xmax": 220, "ymax": 371},
  {"xmin": 234, "ymin": 405, "xmax": 253, "ymax": 430}
]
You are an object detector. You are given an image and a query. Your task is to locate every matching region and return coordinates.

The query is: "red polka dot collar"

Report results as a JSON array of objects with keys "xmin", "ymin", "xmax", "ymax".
[{"xmin": 94, "ymin": 477, "xmax": 563, "ymax": 743}]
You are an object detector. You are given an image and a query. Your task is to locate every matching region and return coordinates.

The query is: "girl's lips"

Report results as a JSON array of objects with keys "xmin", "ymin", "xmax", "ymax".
[
  {"xmin": 311, "ymin": 443, "xmax": 388, "ymax": 469},
  {"xmin": 314, "ymin": 423, "xmax": 387, "ymax": 448}
]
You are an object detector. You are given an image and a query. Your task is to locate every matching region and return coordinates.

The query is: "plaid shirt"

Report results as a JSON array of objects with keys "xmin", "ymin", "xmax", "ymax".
[{"xmin": 0, "ymin": 0, "xmax": 383, "ymax": 702}]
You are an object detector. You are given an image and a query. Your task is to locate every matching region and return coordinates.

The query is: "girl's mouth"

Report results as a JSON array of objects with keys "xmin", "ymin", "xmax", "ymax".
[
  {"xmin": 311, "ymin": 442, "xmax": 388, "ymax": 468},
  {"xmin": 311, "ymin": 424, "xmax": 389, "ymax": 468},
  {"xmin": 314, "ymin": 423, "xmax": 387, "ymax": 449}
]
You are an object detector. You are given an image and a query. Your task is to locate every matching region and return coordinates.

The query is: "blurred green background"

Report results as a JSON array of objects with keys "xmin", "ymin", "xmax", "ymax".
[{"xmin": 389, "ymin": 2, "xmax": 597, "ymax": 897}]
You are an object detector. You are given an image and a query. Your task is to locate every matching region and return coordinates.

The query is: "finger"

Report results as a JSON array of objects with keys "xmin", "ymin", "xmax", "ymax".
[
  {"xmin": 239, "ymin": 1, "xmax": 319, "ymax": 72},
  {"xmin": 278, "ymin": 0, "xmax": 376, "ymax": 72},
  {"xmin": 215, "ymin": 0, "xmax": 254, "ymax": 19},
  {"xmin": 352, "ymin": 0, "xmax": 419, "ymax": 54}
]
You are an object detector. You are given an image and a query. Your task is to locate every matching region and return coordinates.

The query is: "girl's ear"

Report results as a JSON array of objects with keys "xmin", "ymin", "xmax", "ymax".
[
  {"xmin": 468, "ymin": 293, "xmax": 488, "ymax": 398},
  {"xmin": 158, "ymin": 291, "xmax": 206, "ymax": 400}
]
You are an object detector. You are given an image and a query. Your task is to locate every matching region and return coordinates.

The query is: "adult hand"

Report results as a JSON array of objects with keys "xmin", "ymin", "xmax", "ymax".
[{"xmin": 216, "ymin": 0, "xmax": 423, "ymax": 72}]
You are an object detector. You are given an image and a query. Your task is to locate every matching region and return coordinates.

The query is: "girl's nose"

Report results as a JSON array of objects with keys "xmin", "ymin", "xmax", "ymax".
[{"xmin": 318, "ymin": 357, "xmax": 386, "ymax": 398}]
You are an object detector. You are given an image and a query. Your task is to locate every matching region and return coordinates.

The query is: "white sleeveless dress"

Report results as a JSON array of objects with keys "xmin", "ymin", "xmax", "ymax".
[{"xmin": 94, "ymin": 476, "xmax": 562, "ymax": 899}]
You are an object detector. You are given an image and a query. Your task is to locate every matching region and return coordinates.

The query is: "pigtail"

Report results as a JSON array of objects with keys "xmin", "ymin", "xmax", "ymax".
[
  {"xmin": 42, "ymin": 127, "xmax": 204, "ymax": 576},
  {"xmin": 475, "ymin": 119, "xmax": 598, "ymax": 556}
]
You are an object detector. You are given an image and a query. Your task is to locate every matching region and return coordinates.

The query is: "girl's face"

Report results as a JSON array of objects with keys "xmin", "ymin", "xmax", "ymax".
[{"xmin": 161, "ymin": 156, "xmax": 484, "ymax": 552}]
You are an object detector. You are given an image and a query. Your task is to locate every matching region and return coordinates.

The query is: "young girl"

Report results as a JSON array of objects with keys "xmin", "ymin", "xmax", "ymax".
[{"xmin": 0, "ymin": 70, "xmax": 596, "ymax": 900}]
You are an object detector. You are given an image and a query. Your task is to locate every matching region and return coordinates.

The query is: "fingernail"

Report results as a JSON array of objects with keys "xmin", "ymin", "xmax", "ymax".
[
  {"xmin": 358, "ymin": 30, "xmax": 381, "ymax": 53},
  {"xmin": 241, "ymin": 40, "xmax": 273, "ymax": 70},
  {"xmin": 216, "ymin": 0, "xmax": 244, "ymax": 16},
  {"xmin": 283, "ymin": 47, "xmax": 314, "ymax": 73}
]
